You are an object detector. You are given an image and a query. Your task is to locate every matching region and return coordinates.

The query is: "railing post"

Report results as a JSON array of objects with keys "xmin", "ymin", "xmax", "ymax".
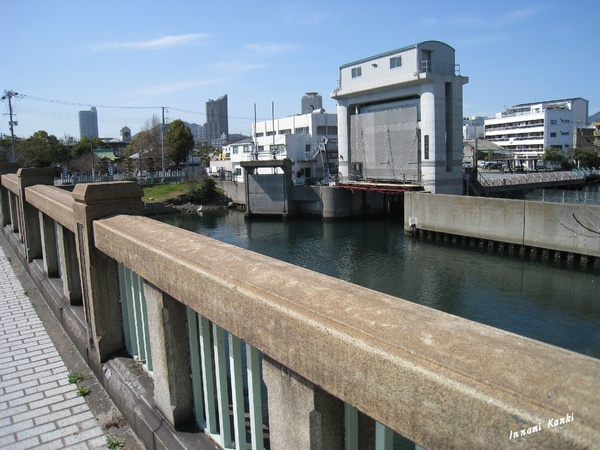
[
  {"xmin": 39, "ymin": 212, "xmax": 59, "ymax": 277},
  {"xmin": 263, "ymin": 357, "xmax": 345, "ymax": 450},
  {"xmin": 72, "ymin": 181, "xmax": 144, "ymax": 370},
  {"xmin": 56, "ymin": 223, "xmax": 82, "ymax": 304},
  {"xmin": 0, "ymin": 163, "xmax": 20, "ymax": 227},
  {"xmin": 17, "ymin": 168, "xmax": 54, "ymax": 261},
  {"xmin": 143, "ymin": 283, "xmax": 194, "ymax": 428}
]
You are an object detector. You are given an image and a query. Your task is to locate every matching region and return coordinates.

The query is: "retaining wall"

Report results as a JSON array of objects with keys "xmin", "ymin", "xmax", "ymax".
[{"xmin": 404, "ymin": 192, "xmax": 600, "ymax": 258}]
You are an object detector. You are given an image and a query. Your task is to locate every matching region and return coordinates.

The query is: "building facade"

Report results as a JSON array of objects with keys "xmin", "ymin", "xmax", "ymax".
[
  {"xmin": 331, "ymin": 41, "xmax": 468, "ymax": 194},
  {"xmin": 301, "ymin": 92, "xmax": 323, "ymax": 114},
  {"xmin": 205, "ymin": 95, "xmax": 229, "ymax": 146},
  {"xmin": 219, "ymin": 110, "xmax": 338, "ymax": 183},
  {"xmin": 484, "ymin": 98, "xmax": 589, "ymax": 167},
  {"xmin": 78, "ymin": 107, "xmax": 99, "ymax": 139},
  {"xmin": 463, "ymin": 116, "xmax": 485, "ymax": 140}
]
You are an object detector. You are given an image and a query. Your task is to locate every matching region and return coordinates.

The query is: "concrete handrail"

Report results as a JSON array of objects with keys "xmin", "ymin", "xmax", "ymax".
[
  {"xmin": 94, "ymin": 214, "xmax": 600, "ymax": 449},
  {"xmin": 25, "ymin": 185, "xmax": 76, "ymax": 232},
  {"xmin": 0, "ymin": 173, "xmax": 19, "ymax": 195}
]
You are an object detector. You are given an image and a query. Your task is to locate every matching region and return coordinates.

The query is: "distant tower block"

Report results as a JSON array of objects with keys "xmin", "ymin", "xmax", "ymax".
[
  {"xmin": 302, "ymin": 92, "xmax": 323, "ymax": 113},
  {"xmin": 79, "ymin": 107, "xmax": 99, "ymax": 139}
]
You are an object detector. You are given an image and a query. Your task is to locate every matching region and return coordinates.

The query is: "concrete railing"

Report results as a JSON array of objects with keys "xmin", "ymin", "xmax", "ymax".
[{"xmin": 2, "ymin": 165, "xmax": 600, "ymax": 449}]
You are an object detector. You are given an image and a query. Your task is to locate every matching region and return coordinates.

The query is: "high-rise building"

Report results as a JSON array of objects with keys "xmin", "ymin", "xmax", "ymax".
[
  {"xmin": 301, "ymin": 92, "xmax": 323, "ymax": 114},
  {"xmin": 206, "ymin": 95, "xmax": 229, "ymax": 146},
  {"xmin": 78, "ymin": 107, "xmax": 99, "ymax": 139}
]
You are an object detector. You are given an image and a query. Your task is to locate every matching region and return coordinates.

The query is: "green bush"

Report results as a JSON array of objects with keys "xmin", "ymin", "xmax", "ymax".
[{"xmin": 187, "ymin": 176, "xmax": 216, "ymax": 204}]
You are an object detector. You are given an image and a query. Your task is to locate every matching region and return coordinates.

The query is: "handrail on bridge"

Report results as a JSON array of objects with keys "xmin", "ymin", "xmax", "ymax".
[{"xmin": 1, "ymin": 165, "xmax": 599, "ymax": 449}]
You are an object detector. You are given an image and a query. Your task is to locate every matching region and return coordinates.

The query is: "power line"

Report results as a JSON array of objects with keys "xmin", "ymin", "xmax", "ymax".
[{"xmin": 19, "ymin": 94, "xmax": 271, "ymax": 121}]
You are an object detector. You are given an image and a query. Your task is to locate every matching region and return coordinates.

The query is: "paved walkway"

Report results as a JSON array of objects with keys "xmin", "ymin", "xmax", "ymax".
[{"xmin": 0, "ymin": 240, "xmax": 138, "ymax": 449}]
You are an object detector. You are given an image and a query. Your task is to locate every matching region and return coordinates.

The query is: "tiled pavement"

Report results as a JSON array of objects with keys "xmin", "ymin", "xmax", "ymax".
[{"xmin": 0, "ymin": 240, "xmax": 140, "ymax": 449}]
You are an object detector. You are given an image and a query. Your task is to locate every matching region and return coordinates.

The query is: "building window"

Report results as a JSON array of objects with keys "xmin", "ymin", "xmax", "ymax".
[
  {"xmin": 235, "ymin": 168, "xmax": 242, "ymax": 176},
  {"xmin": 424, "ymin": 135, "xmax": 429, "ymax": 160},
  {"xmin": 295, "ymin": 127, "xmax": 309, "ymax": 135},
  {"xmin": 243, "ymin": 145, "xmax": 250, "ymax": 153},
  {"xmin": 550, "ymin": 119, "xmax": 557, "ymax": 125},
  {"xmin": 232, "ymin": 147, "xmax": 239, "ymax": 155},
  {"xmin": 390, "ymin": 56, "xmax": 402, "ymax": 69},
  {"xmin": 550, "ymin": 132, "xmax": 557, "ymax": 138},
  {"xmin": 351, "ymin": 67, "xmax": 362, "ymax": 78}
]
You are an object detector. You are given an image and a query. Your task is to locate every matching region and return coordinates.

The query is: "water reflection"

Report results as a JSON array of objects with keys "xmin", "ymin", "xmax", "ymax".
[{"xmin": 157, "ymin": 211, "xmax": 600, "ymax": 359}]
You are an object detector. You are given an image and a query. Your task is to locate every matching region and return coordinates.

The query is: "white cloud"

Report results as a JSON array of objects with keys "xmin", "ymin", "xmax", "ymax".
[
  {"xmin": 494, "ymin": 6, "xmax": 548, "ymax": 28},
  {"xmin": 246, "ymin": 43, "xmax": 297, "ymax": 56},
  {"xmin": 208, "ymin": 61, "xmax": 269, "ymax": 72},
  {"xmin": 448, "ymin": 6, "xmax": 548, "ymax": 30},
  {"xmin": 423, "ymin": 17, "xmax": 437, "ymax": 28},
  {"xmin": 90, "ymin": 33, "xmax": 210, "ymax": 51},
  {"xmin": 281, "ymin": 4, "xmax": 326, "ymax": 26},
  {"xmin": 130, "ymin": 79, "xmax": 223, "ymax": 97}
]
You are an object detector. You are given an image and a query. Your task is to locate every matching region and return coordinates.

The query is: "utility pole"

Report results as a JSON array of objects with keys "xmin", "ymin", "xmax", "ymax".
[
  {"xmin": 1, "ymin": 90, "xmax": 19, "ymax": 162},
  {"xmin": 161, "ymin": 107, "xmax": 166, "ymax": 182}
]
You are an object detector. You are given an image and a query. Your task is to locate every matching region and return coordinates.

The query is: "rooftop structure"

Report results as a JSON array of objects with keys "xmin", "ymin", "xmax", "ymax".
[{"xmin": 301, "ymin": 92, "xmax": 323, "ymax": 114}]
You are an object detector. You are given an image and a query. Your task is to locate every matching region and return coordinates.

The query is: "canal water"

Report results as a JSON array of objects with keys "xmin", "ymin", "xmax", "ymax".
[{"xmin": 157, "ymin": 210, "xmax": 600, "ymax": 360}]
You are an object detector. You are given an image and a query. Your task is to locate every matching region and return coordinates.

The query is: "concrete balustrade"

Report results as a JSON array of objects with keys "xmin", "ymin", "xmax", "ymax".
[{"xmin": 1, "ymin": 165, "xmax": 600, "ymax": 449}]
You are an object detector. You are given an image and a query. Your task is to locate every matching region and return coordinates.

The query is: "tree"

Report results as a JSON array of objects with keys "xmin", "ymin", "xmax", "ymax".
[
  {"xmin": 571, "ymin": 147, "xmax": 600, "ymax": 168},
  {"xmin": 124, "ymin": 115, "xmax": 161, "ymax": 172},
  {"xmin": 0, "ymin": 135, "xmax": 13, "ymax": 163},
  {"xmin": 71, "ymin": 137, "xmax": 109, "ymax": 159},
  {"xmin": 542, "ymin": 147, "xmax": 565, "ymax": 169},
  {"xmin": 16, "ymin": 130, "xmax": 68, "ymax": 167},
  {"xmin": 164, "ymin": 119, "xmax": 194, "ymax": 168}
]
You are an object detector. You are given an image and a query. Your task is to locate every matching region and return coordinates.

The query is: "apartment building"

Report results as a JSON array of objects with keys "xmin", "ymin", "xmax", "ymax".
[
  {"xmin": 78, "ymin": 107, "xmax": 99, "ymax": 139},
  {"xmin": 484, "ymin": 98, "xmax": 589, "ymax": 166},
  {"xmin": 206, "ymin": 95, "xmax": 229, "ymax": 146},
  {"xmin": 331, "ymin": 41, "xmax": 468, "ymax": 194}
]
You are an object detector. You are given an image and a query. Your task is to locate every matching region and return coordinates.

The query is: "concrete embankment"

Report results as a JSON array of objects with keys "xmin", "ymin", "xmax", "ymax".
[
  {"xmin": 217, "ymin": 180, "xmax": 387, "ymax": 219},
  {"xmin": 404, "ymin": 192, "xmax": 600, "ymax": 259}
]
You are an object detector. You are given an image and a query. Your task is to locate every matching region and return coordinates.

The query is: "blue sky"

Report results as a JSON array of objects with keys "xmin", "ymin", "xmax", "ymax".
[{"xmin": 2, "ymin": 0, "xmax": 598, "ymax": 140}]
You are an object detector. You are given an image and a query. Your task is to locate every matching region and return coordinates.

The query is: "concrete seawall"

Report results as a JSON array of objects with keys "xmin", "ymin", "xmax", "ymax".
[
  {"xmin": 217, "ymin": 180, "xmax": 386, "ymax": 219},
  {"xmin": 404, "ymin": 192, "xmax": 600, "ymax": 258}
]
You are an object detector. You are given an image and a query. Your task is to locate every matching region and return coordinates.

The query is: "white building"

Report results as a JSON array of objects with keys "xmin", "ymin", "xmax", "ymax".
[
  {"xmin": 331, "ymin": 41, "xmax": 468, "ymax": 194},
  {"xmin": 463, "ymin": 116, "xmax": 485, "ymax": 140},
  {"xmin": 484, "ymin": 98, "xmax": 589, "ymax": 167},
  {"xmin": 222, "ymin": 110, "xmax": 338, "ymax": 183}
]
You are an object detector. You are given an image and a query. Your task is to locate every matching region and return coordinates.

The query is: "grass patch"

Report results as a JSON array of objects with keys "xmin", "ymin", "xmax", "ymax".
[
  {"xmin": 107, "ymin": 436, "xmax": 126, "ymax": 450},
  {"xmin": 68, "ymin": 372, "xmax": 84, "ymax": 384},
  {"xmin": 76, "ymin": 386, "xmax": 90, "ymax": 397},
  {"xmin": 142, "ymin": 183, "xmax": 189, "ymax": 203}
]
